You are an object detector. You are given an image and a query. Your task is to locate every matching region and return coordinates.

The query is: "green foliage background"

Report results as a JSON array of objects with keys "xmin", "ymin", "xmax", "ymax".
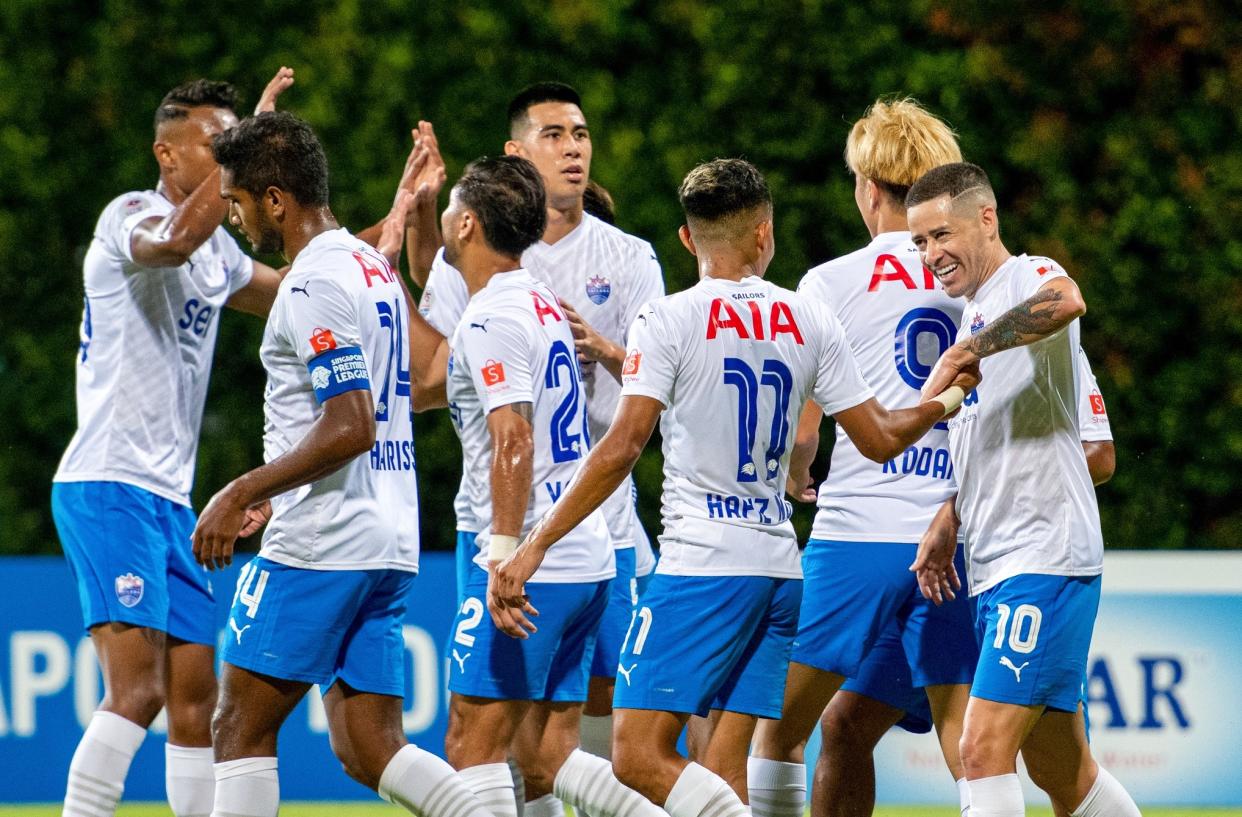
[{"xmin": 3, "ymin": 0, "xmax": 1239, "ymax": 555}]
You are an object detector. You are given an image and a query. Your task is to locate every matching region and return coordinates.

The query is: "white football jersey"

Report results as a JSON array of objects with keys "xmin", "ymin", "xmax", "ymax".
[
  {"xmin": 799, "ymin": 231, "xmax": 962, "ymax": 543},
  {"xmin": 447, "ymin": 269, "xmax": 613, "ymax": 584},
  {"xmin": 621, "ymin": 275, "xmax": 874, "ymax": 578},
  {"xmin": 948, "ymin": 254, "xmax": 1103, "ymax": 595},
  {"xmin": 1077, "ymin": 347, "xmax": 1112, "ymax": 442},
  {"xmin": 54, "ymin": 189, "xmax": 254, "ymax": 506},
  {"xmin": 524, "ymin": 214, "xmax": 664, "ymax": 572},
  {"xmin": 418, "ymin": 249, "xmax": 480, "ymax": 533},
  {"xmin": 258, "ymin": 229, "xmax": 419, "ymax": 572}
]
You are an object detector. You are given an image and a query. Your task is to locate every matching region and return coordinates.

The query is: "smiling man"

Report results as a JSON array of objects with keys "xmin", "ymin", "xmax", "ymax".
[{"xmin": 909, "ymin": 162, "xmax": 1141, "ymax": 817}]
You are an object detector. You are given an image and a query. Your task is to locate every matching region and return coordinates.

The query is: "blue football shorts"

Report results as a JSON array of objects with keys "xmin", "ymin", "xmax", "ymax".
[
  {"xmin": 447, "ymin": 565, "xmax": 608, "ymax": 702},
  {"xmin": 792, "ymin": 540, "xmax": 977, "ymax": 688},
  {"xmin": 52, "ymin": 481, "xmax": 214, "ymax": 645},
  {"xmin": 455, "ymin": 530, "xmax": 479, "ymax": 607},
  {"xmin": 220, "ymin": 556, "xmax": 416, "ymax": 697},
  {"xmin": 611, "ymin": 573, "xmax": 803, "ymax": 719},
  {"xmin": 972, "ymin": 573, "xmax": 1101, "ymax": 712},
  {"xmin": 590, "ymin": 547, "xmax": 654, "ymax": 678},
  {"xmin": 840, "ymin": 619, "xmax": 934, "ymax": 734}
]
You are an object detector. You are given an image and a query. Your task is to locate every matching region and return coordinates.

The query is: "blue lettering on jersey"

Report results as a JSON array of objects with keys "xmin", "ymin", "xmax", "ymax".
[
  {"xmin": 178, "ymin": 298, "xmax": 215, "ymax": 338},
  {"xmin": 881, "ymin": 445, "xmax": 954, "ymax": 481},
  {"xmin": 705, "ymin": 491, "xmax": 791, "ymax": 524},
  {"xmin": 544, "ymin": 480, "xmax": 564, "ymax": 502},
  {"xmin": 369, "ymin": 439, "xmax": 417, "ymax": 471},
  {"xmin": 79, "ymin": 295, "xmax": 92, "ymax": 362}
]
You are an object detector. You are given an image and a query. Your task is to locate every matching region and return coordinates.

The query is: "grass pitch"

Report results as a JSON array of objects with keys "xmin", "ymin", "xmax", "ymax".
[{"xmin": 3, "ymin": 805, "xmax": 1240, "ymax": 816}]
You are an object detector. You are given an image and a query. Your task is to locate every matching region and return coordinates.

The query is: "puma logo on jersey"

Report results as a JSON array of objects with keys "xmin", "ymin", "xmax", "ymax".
[
  {"xmin": 452, "ymin": 649, "xmax": 471, "ymax": 673},
  {"xmin": 228, "ymin": 617, "xmax": 252, "ymax": 645},
  {"xmin": 291, "ymin": 284, "xmax": 311, "ymax": 297},
  {"xmin": 617, "ymin": 663, "xmax": 638, "ymax": 686},
  {"xmin": 999, "ymin": 655, "xmax": 1030, "ymax": 683},
  {"xmin": 469, "ymin": 319, "xmax": 491, "ymax": 332}
]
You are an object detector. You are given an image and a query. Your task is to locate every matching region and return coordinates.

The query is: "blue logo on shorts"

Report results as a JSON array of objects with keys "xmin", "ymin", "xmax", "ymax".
[
  {"xmin": 586, "ymin": 275, "xmax": 611, "ymax": 305},
  {"xmin": 115, "ymin": 573, "xmax": 144, "ymax": 608}
]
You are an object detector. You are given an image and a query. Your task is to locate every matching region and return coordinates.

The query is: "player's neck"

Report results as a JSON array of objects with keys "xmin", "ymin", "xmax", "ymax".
[
  {"xmin": 462, "ymin": 253, "xmax": 523, "ymax": 295},
  {"xmin": 542, "ymin": 200, "xmax": 584, "ymax": 245},
  {"xmin": 967, "ymin": 242, "xmax": 1014, "ymax": 299},
  {"xmin": 281, "ymin": 208, "xmax": 340, "ymax": 263},
  {"xmin": 698, "ymin": 253, "xmax": 764, "ymax": 283},
  {"xmin": 156, "ymin": 178, "xmax": 188, "ymax": 207},
  {"xmin": 872, "ymin": 206, "xmax": 908, "ymax": 237}
]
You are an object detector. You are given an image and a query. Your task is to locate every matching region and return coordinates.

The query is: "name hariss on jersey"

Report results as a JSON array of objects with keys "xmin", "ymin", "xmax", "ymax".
[
  {"xmin": 948, "ymin": 254, "xmax": 1102, "ymax": 595},
  {"xmin": 621, "ymin": 276, "xmax": 874, "ymax": 579},
  {"xmin": 259, "ymin": 229, "xmax": 419, "ymax": 572},
  {"xmin": 448, "ymin": 269, "xmax": 613, "ymax": 584},
  {"xmin": 54, "ymin": 189, "xmax": 255, "ymax": 506},
  {"xmin": 798, "ymin": 231, "xmax": 962, "ymax": 543}
]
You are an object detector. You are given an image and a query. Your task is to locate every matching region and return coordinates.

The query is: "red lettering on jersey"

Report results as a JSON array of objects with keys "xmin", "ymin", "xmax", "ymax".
[
  {"xmin": 921, "ymin": 264, "xmax": 936, "ymax": 288},
  {"xmin": 353, "ymin": 251, "xmax": 393, "ymax": 287},
  {"xmin": 745, "ymin": 300, "xmax": 765, "ymax": 340},
  {"xmin": 769, "ymin": 301, "xmax": 805, "ymax": 345},
  {"xmin": 706, "ymin": 298, "xmax": 750, "ymax": 340},
  {"xmin": 1089, "ymin": 393, "xmax": 1107, "ymax": 416},
  {"xmin": 867, "ymin": 254, "xmax": 918, "ymax": 291},
  {"xmin": 310, "ymin": 327, "xmax": 337, "ymax": 353},
  {"xmin": 481, "ymin": 359, "xmax": 506, "ymax": 386},
  {"xmin": 531, "ymin": 290, "xmax": 562, "ymax": 324}
]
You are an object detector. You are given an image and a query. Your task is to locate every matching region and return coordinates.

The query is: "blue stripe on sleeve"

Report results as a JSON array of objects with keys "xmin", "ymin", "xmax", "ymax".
[{"xmin": 307, "ymin": 346, "xmax": 371, "ymax": 404}]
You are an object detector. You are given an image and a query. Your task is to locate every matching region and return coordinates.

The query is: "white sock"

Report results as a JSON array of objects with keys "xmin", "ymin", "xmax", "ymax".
[
  {"xmin": 509, "ymin": 755, "xmax": 525, "ymax": 817},
  {"xmin": 746, "ymin": 757, "xmax": 805, "ymax": 817},
  {"xmin": 664, "ymin": 762, "xmax": 749, "ymax": 817},
  {"xmin": 1070, "ymin": 767, "xmax": 1141, "ymax": 817},
  {"xmin": 378, "ymin": 745, "xmax": 496, "ymax": 817},
  {"xmin": 211, "ymin": 757, "xmax": 278, "ymax": 817},
  {"xmin": 579, "ymin": 714, "xmax": 614, "ymax": 760},
  {"xmin": 63, "ymin": 710, "xmax": 147, "ymax": 817},
  {"xmin": 968, "ymin": 773, "xmax": 1024, "ymax": 817},
  {"xmin": 166, "ymin": 744, "xmax": 215, "ymax": 817},
  {"xmin": 457, "ymin": 761, "xmax": 519, "ymax": 817},
  {"xmin": 957, "ymin": 777, "xmax": 971, "ymax": 817},
  {"xmin": 553, "ymin": 748, "xmax": 665, "ymax": 817},
  {"xmin": 525, "ymin": 794, "xmax": 565, "ymax": 817}
]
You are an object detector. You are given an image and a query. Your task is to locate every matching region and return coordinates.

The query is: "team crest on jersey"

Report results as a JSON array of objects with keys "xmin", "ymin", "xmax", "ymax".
[
  {"xmin": 585, "ymin": 275, "xmax": 611, "ymax": 305},
  {"xmin": 122, "ymin": 197, "xmax": 146, "ymax": 216},
  {"xmin": 969, "ymin": 312, "xmax": 986, "ymax": 334},
  {"xmin": 115, "ymin": 573, "xmax": 144, "ymax": 608},
  {"xmin": 418, "ymin": 286, "xmax": 434, "ymax": 317}
]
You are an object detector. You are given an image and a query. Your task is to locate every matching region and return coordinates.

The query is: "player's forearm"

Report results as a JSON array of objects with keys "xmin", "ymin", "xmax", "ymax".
[
  {"xmin": 226, "ymin": 411, "xmax": 375, "ymax": 509},
  {"xmin": 527, "ymin": 431, "xmax": 642, "ymax": 554},
  {"xmin": 133, "ymin": 168, "xmax": 229, "ymax": 267},
  {"xmin": 867, "ymin": 402, "xmax": 945, "ymax": 463},
  {"xmin": 596, "ymin": 341, "xmax": 626, "ymax": 382},
  {"xmin": 489, "ymin": 436, "xmax": 534, "ymax": 538},
  {"xmin": 961, "ymin": 281, "xmax": 1086, "ymax": 359},
  {"xmin": 406, "ymin": 202, "xmax": 442, "ymax": 288},
  {"xmin": 354, "ymin": 219, "xmax": 384, "ymax": 252},
  {"xmin": 789, "ymin": 400, "xmax": 823, "ymax": 479}
]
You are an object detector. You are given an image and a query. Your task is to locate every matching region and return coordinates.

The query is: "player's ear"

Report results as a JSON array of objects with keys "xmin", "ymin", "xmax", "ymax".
[
  {"xmin": 152, "ymin": 140, "xmax": 174, "ymax": 172},
  {"xmin": 865, "ymin": 178, "xmax": 882, "ymax": 213},
  {"xmin": 755, "ymin": 217, "xmax": 775, "ymax": 258},
  {"xmin": 503, "ymin": 140, "xmax": 524, "ymax": 158},
  {"xmin": 979, "ymin": 204, "xmax": 999, "ymax": 239},
  {"xmin": 678, "ymin": 224, "xmax": 697, "ymax": 257},
  {"xmin": 265, "ymin": 186, "xmax": 284, "ymax": 220}
]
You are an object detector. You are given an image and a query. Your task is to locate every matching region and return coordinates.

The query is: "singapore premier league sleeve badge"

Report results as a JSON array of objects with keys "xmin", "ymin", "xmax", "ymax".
[
  {"xmin": 585, "ymin": 275, "xmax": 611, "ymax": 305},
  {"xmin": 115, "ymin": 572, "xmax": 145, "ymax": 608}
]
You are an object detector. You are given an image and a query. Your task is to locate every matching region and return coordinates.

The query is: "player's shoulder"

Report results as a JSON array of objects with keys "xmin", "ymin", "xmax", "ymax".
[
  {"xmin": 1013, "ymin": 253, "xmax": 1068, "ymax": 277},
  {"xmin": 96, "ymin": 189, "xmax": 166, "ymax": 231},
  {"xmin": 582, "ymin": 214, "xmax": 658, "ymax": 268}
]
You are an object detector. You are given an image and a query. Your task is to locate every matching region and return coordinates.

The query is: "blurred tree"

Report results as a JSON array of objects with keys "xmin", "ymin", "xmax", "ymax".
[{"xmin": 2, "ymin": 0, "xmax": 1238, "ymax": 555}]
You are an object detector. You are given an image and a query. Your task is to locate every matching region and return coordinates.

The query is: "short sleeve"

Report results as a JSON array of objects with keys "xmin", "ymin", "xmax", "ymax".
[
  {"xmin": 796, "ymin": 269, "xmax": 834, "ymax": 309},
  {"xmin": 809, "ymin": 302, "xmax": 874, "ymax": 416},
  {"xmin": 218, "ymin": 229, "xmax": 255, "ymax": 295},
  {"xmin": 280, "ymin": 273, "xmax": 371, "ymax": 404},
  {"xmin": 1077, "ymin": 347, "xmax": 1112, "ymax": 442},
  {"xmin": 619, "ymin": 244, "xmax": 665, "ymax": 343},
  {"xmin": 458, "ymin": 313, "xmax": 535, "ymax": 414},
  {"xmin": 419, "ymin": 249, "xmax": 471, "ymax": 336},
  {"xmin": 1015, "ymin": 255, "xmax": 1070, "ymax": 301},
  {"xmin": 114, "ymin": 193, "xmax": 164, "ymax": 264},
  {"xmin": 619, "ymin": 303, "xmax": 677, "ymax": 407}
]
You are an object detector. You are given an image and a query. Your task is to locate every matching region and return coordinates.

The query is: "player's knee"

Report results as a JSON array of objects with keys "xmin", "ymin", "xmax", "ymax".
[
  {"xmin": 958, "ymin": 727, "xmax": 1006, "ymax": 778},
  {"xmin": 109, "ymin": 675, "xmax": 167, "ymax": 726},
  {"xmin": 820, "ymin": 705, "xmax": 879, "ymax": 757}
]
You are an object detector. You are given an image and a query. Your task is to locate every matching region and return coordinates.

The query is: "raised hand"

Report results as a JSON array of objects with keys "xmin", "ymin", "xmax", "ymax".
[
  {"xmin": 254, "ymin": 66, "xmax": 295, "ymax": 115},
  {"xmin": 376, "ymin": 189, "xmax": 416, "ymax": 267},
  {"xmin": 395, "ymin": 121, "xmax": 447, "ymax": 221}
]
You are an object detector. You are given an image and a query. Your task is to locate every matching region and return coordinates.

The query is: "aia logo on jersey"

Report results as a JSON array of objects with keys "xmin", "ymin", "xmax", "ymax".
[
  {"xmin": 310, "ymin": 327, "xmax": 338, "ymax": 353},
  {"xmin": 1089, "ymin": 391, "xmax": 1107, "ymax": 416},
  {"xmin": 585, "ymin": 275, "xmax": 612, "ymax": 305},
  {"xmin": 115, "ymin": 573, "xmax": 144, "ymax": 608},
  {"xmin": 969, "ymin": 313, "xmax": 986, "ymax": 334},
  {"xmin": 622, "ymin": 350, "xmax": 641, "ymax": 377},
  {"xmin": 481, "ymin": 359, "xmax": 506, "ymax": 386}
]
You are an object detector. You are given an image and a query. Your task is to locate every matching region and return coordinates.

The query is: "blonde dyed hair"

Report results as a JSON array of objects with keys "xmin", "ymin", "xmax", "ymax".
[{"xmin": 845, "ymin": 98, "xmax": 961, "ymax": 202}]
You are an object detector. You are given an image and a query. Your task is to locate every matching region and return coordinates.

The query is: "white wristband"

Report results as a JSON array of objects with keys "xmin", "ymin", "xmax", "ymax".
[
  {"xmin": 489, "ymin": 534, "xmax": 520, "ymax": 562},
  {"xmin": 930, "ymin": 386, "xmax": 966, "ymax": 417}
]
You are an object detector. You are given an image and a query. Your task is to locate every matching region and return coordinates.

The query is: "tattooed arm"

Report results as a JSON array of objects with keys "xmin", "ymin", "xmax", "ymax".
[{"xmin": 923, "ymin": 277, "xmax": 1086, "ymax": 398}]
